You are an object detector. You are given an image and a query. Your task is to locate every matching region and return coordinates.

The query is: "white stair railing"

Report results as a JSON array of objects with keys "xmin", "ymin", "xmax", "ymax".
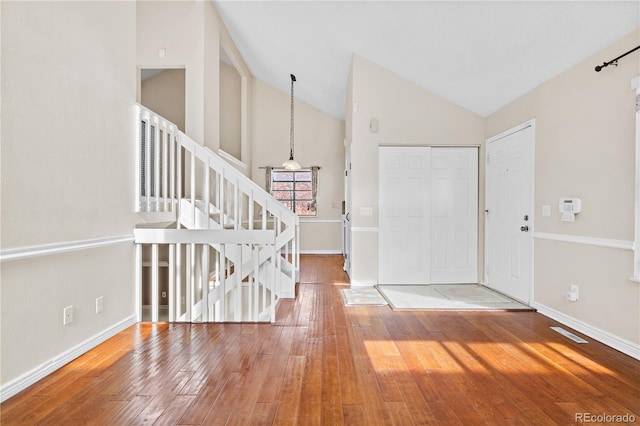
[{"xmin": 135, "ymin": 105, "xmax": 300, "ymax": 323}]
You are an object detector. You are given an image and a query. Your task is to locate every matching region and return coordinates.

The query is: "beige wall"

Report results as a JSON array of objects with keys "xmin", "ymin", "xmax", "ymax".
[
  {"xmin": 141, "ymin": 69, "xmax": 186, "ymax": 132},
  {"xmin": 348, "ymin": 55, "xmax": 485, "ymax": 285},
  {"xmin": 137, "ymin": 1, "xmax": 252, "ymax": 175},
  {"xmin": 252, "ymin": 79, "xmax": 345, "ymax": 253},
  {"xmin": 137, "ymin": 0, "xmax": 224, "ymax": 154},
  {"xmin": 486, "ymin": 29, "xmax": 640, "ymax": 344},
  {"xmin": 220, "ymin": 60, "xmax": 242, "ymax": 159},
  {"xmin": 1, "ymin": 1, "xmax": 137, "ymax": 386}
]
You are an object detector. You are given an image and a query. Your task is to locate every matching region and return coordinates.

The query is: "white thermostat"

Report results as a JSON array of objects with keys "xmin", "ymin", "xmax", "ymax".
[{"xmin": 559, "ymin": 198, "xmax": 581, "ymax": 222}]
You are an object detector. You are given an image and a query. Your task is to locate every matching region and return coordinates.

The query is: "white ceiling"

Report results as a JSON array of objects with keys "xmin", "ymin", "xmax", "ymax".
[{"xmin": 214, "ymin": 1, "xmax": 639, "ymax": 120}]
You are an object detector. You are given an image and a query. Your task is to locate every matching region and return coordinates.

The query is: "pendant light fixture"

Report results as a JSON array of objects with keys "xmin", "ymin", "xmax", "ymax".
[{"xmin": 282, "ymin": 74, "xmax": 301, "ymax": 170}]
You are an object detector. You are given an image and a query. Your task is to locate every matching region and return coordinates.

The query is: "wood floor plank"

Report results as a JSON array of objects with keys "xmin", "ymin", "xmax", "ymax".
[
  {"xmin": 256, "ymin": 326, "xmax": 295, "ymax": 403},
  {"xmin": 272, "ymin": 355, "xmax": 306, "ymax": 425},
  {"xmin": 297, "ymin": 337, "xmax": 322, "ymax": 425},
  {"xmin": 200, "ymin": 373, "xmax": 244, "ymax": 426},
  {"xmin": 335, "ymin": 325, "xmax": 362, "ymax": 405},
  {"xmin": 249, "ymin": 402, "xmax": 278, "ymax": 425},
  {"xmin": 321, "ymin": 354, "xmax": 344, "ymax": 424},
  {"xmin": 2, "ymin": 255, "xmax": 639, "ymax": 425},
  {"xmin": 106, "ymin": 394, "xmax": 156, "ymax": 425},
  {"xmin": 150, "ymin": 395, "xmax": 196, "ymax": 426},
  {"xmin": 223, "ymin": 354, "xmax": 274, "ymax": 426}
]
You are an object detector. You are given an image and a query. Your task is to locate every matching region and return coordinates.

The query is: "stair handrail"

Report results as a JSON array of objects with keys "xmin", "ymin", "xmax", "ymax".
[{"xmin": 136, "ymin": 104, "xmax": 299, "ymax": 229}]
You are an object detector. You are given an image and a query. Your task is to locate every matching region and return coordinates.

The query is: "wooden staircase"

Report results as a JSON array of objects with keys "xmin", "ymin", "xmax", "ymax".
[{"xmin": 134, "ymin": 105, "xmax": 299, "ymax": 323}]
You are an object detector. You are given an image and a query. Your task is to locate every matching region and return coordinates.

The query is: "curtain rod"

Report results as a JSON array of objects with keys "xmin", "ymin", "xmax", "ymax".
[{"xmin": 595, "ymin": 44, "xmax": 640, "ymax": 72}]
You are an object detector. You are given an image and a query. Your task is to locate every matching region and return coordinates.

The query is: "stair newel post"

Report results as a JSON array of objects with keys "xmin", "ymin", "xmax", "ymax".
[
  {"xmin": 276, "ymin": 215, "xmax": 282, "ymax": 305},
  {"xmin": 187, "ymin": 243, "xmax": 194, "ymax": 322},
  {"xmin": 235, "ymin": 243, "xmax": 242, "ymax": 322},
  {"xmin": 135, "ymin": 108, "xmax": 141, "ymax": 211},
  {"xmin": 162, "ymin": 122, "xmax": 169, "ymax": 211},
  {"xmin": 295, "ymin": 222, "xmax": 300, "ymax": 284},
  {"xmin": 253, "ymin": 243, "xmax": 259, "ymax": 321},
  {"xmin": 151, "ymin": 244, "xmax": 159, "ymax": 322},
  {"xmin": 284, "ymin": 220, "xmax": 290, "ymax": 264},
  {"xmin": 169, "ymin": 244, "xmax": 175, "ymax": 322},
  {"xmin": 169, "ymin": 126, "xmax": 176, "ymax": 212},
  {"xmin": 201, "ymin": 242, "xmax": 209, "ymax": 322},
  {"xmin": 176, "ymin": 243, "xmax": 182, "ymax": 321},
  {"xmin": 247, "ymin": 242, "xmax": 253, "ymax": 321},
  {"xmin": 220, "ymin": 244, "xmax": 226, "ymax": 320},
  {"xmin": 219, "ymin": 169, "xmax": 225, "ymax": 228},
  {"xmin": 248, "ymin": 190, "xmax": 254, "ymax": 231},
  {"xmin": 176, "ymin": 140, "xmax": 183, "ymax": 223},
  {"xmin": 190, "ymin": 150, "xmax": 196, "ymax": 228},
  {"xmin": 272, "ymin": 242, "xmax": 278, "ymax": 324},
  {"xmin": 262, "ymin": 244, "xmax": 267, "ymax": 316},
  {"xmin": 154, "ymin": 118, "xmax": 161, "ymax": 211},
  {"xmin": 204, "ymin": 158, "xmax": 211, "ymax": 229},
  {"xmin": 144, "ymin": 114, "xmax": 152, "ymax": 212},
  {"xmin": 135, "ymin": 243, "xmax": 142, "ymax": 322},
  {"xmin": 234, "ymin": 178, "xmax": 240, "ymax": 229}
]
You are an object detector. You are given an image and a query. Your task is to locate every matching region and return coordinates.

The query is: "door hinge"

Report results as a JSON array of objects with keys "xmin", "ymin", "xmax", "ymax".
[
  {"xmin": 636, "ymin": 94, "xmax": 640, "ymax": 112},
  {"xmin": 486, "ymin": 154, "xmax": 490, "ymax": 164}
]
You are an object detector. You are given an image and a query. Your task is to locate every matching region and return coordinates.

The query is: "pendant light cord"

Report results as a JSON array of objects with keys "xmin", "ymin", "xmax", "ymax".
[{"xmin": 289, "ymin": 74, "xmax": 296, "ymax": 160}]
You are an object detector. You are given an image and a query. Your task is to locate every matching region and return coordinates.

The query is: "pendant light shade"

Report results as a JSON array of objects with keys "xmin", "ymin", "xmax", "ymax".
[
  {"xmin": 282, "ymin": 158, "xmax": 301, "ymax": 170},
  {"xmin": 282, "ymin": 74, "xmax": 301, "ymax": 170}
]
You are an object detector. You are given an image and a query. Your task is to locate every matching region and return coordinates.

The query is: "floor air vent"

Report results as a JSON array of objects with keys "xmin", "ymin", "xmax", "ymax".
[{"xmin": 551, "ymin": 326, "xmax": 588, "ymax": 343}]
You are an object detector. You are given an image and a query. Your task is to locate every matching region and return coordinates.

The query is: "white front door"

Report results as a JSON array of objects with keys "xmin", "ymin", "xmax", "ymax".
[
  {"xmin": 379, "ymin": 147, "xmax": 431, "ymax": 284},
  {"xmin": 485, "ymin": 121, "xmax": 534, "ymax": 303},
  {"xmin": 430, "ymin": 147, "xmax": 478, "ymax": 283}
]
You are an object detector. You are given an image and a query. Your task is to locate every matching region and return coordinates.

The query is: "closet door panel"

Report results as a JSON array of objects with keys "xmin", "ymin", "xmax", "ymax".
[
  {"xmin": 430, "ymin": 148, "xmax": 478, "ymax": 283},
  {"xmin": 378, "ymin": 147, "xmax": 431, "ymax": 284}
]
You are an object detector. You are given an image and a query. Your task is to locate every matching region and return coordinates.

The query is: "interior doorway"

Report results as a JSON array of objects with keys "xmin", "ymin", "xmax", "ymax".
[{"xmin": 140, "ymin": 68, "xmax": 186, "ymax": 132}]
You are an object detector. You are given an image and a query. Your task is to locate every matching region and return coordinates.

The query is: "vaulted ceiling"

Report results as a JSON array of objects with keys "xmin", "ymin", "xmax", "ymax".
[{"xmin": 214, "ymin": 1, "xmax": 639, "ymax": 120}]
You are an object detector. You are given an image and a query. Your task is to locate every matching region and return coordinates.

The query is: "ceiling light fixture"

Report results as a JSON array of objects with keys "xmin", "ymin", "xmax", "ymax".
[{"xmin": 282, "ymin": 74, "xmax": 301, "ymax": 170}]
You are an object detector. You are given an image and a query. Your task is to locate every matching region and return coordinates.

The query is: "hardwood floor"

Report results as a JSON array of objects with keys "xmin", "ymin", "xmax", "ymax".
[{"xmin": 2, "ymin": 254, "xmax": 639, "ymax": 425}]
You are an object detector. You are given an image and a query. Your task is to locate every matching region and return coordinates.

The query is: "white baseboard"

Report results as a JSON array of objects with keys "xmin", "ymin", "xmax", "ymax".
[
  {"xmin": 531, "ymin": 302, "xmax": 640, "ymax": 360},
  {"xmin": 299, "ymin": 250, "xmax": 342, "ymax": 255},
  {"xmin": 0, "ymin": 315, "xmax": 137, "ymax": 403},
  {"xmin": 349, "ymin": 280, "xmax": 376, "ymax": 287}
]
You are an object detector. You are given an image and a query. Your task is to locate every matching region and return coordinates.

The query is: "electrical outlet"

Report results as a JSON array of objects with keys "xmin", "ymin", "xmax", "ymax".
[
  {"xmin": 96, "ymin": 296, "xmax": 104, "ymax": 314},
  {"xmin": 63, "ymin": 306, "xmax": 74, "ymax": 325},
  {"xmin": 162, "ymin": 291, "xmax": 167, "ymax": 298}
]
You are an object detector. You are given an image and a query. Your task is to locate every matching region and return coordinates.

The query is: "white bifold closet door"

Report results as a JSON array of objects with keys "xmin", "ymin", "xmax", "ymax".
[{"xmin": 379, "ymin": 146, "xmax": 478, "ymax": 285}]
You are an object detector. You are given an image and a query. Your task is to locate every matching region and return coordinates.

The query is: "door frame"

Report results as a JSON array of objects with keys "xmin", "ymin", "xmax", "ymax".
[
  {"xmin": 484, "ymin": 119, "xmax": 536, "ymax": 303},
  {"xmin": 343, "ymin": 143, "xmax": 352, "ymax": 277}
]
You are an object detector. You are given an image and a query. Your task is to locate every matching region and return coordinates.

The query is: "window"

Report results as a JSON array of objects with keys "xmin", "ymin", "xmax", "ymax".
[{"xmin": 269, "ymin": 168, "xmax": 318, "ymax": 216}]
